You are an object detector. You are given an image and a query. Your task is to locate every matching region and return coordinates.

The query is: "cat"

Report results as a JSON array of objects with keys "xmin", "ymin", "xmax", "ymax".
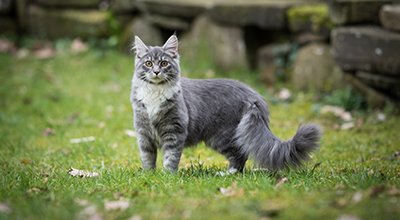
[{"xmin": 130, "ymin": 34, "xmax": 321, "ymax": 173}]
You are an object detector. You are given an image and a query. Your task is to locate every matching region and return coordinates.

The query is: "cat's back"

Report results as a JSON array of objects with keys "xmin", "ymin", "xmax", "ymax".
[
  {"xmin": 180, "ymin": 77, "xmax": 268, "ymax": 117},
  {"xmin": 181, "ymin": 77, "xmax": 255, "ymax": 96}
]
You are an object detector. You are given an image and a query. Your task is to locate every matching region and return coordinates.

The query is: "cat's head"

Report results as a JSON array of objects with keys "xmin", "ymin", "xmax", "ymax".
[{"xmin": 133, "ymin": 35, "xmax": 180, "ymax": 85}]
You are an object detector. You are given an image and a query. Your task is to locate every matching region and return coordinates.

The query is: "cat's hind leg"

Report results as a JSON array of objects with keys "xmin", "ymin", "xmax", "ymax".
[{"xmin": 217, "ymin": 146, "xmax": 248, "ymax": 176}]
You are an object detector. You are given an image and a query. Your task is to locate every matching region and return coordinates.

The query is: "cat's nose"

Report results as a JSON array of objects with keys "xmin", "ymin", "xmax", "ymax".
[{"xmin": 153, "ymin": 71, "xmax": 160, "ymax": 75}]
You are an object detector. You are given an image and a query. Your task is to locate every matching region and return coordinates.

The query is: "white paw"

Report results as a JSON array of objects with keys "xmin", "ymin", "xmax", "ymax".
[{"xmin": 216, "ymin": 168, "xmax": 238, "ymax": 176}]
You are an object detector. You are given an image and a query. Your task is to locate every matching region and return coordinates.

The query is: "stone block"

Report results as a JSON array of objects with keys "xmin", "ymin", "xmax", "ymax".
[
  {"xmin": 27, "ymin": 5, "xmax": 110, "ymax": 38},
  {"xmin": 136, "ymin": 0, "xmax": 211, "ymax": 18},
  {"xmin": 292, "ymin": 43, "xmax": 344, "ymax": 92},
  {"xmin": 0, "ymin": 16, "xmax": 17, "ymax": 34},
  {"xmin": 110, "ymin": 0, "xmax": 137, "ymax": 13},
  {"xmin": 332, "ymin": 26, "xmax": 400, "ymax": 75},
  {"xmin": 208, "ymin": 0, "xmax": 321, "ymax": 29},
  {"xmin": 380, "ymin": 4, "xmax": 400, "ymax": 32},
  {"xmin": 327, "ymin": 0, "xmax": 391, "ymax": 25},
  {"xmin": 0, "ymin": 0, "xmax": 12, "ymax": 15},
  {"xmin": 146, "ymin": 14, "xmax": 190, "ymax": 30},
  {"xmin": 287, "ymin": 3, "xmax": 333, "ymax": 34},
  {"xmin": 180, "ymin": 16, "xmax": 248, "ymax": 72},
  {"xmin": 35, "ymin": 0, "xmax": 101, "ymax": 8},
  {"xmin": 257, "ymin": 43, "xmax": 292, "ymax": 85},
  {"xmin": 356, "ymin": 71, "xmax": 400, "ymax": 99},
  {"xmin": 344, "ymin": 73, "xmax": 390, "ymax": 108},
  {"xmin": 119, "ymin": 16, "xmax": 163, "ymax": 53}
]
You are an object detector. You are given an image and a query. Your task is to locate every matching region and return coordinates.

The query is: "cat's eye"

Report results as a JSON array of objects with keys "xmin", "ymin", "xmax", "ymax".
[
  {"xmin": 160, "ymin": 61, "xmax": 169, "ymax": 67},
  {"xmin": 144, "ymin": 61, "xmax": 153, "ymax": 67}
]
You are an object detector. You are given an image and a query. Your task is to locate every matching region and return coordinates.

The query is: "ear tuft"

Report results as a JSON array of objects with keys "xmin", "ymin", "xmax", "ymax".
[
  {"xmin": 162, "ymin": 35, "xmax": 179, "ymax": 58},
  {"xmin": 133, "ymin": 36, "xmax": 148, "ymax": 58}
]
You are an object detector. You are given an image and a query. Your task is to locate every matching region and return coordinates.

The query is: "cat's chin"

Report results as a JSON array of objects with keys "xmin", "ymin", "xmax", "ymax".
[{"xmin": 148, "ymin": 77, "xmax": 167, "ymax": 85}]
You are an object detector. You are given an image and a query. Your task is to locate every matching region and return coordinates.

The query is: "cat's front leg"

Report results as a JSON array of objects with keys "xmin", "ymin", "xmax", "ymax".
[
  {"xmin": 137, "ymin": 134, "xmax": 157, "ymax": 170},
  {"xmin": 161, "ymin": 134, "xmax": 185, "ymax": 172}
]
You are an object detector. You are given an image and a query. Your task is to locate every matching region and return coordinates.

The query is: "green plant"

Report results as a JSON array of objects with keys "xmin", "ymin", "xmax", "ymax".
[{"xmin": 323, "ymin": 87, "xmax": 366, "ymax": 111}]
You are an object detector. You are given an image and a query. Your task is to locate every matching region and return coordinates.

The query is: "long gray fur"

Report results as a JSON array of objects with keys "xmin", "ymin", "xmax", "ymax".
[{"xmin": 130, "ymin": 35, "xmax": 322, "ymax": 172}]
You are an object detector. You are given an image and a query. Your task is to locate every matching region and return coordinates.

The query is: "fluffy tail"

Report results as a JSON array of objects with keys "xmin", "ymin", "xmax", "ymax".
[{"xmin": 236, "ymin": 103, "xmax": 321, "ymax": 171}]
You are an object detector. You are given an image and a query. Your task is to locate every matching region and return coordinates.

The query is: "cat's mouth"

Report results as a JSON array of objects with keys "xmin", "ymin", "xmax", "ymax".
[{"xmin": 147, "ymin": 76, "xmax": 167, "ymax": 85}]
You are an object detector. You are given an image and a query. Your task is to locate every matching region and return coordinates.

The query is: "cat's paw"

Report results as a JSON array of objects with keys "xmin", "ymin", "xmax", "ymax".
[{"xmin": 216, "ymin": 168, "xmax": 238, "ymax": 176}]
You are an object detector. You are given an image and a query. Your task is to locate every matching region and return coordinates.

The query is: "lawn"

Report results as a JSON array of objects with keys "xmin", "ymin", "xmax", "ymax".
[{"xmin": 0, "ymin": 47, "xmax": 399, "ymax": 220}]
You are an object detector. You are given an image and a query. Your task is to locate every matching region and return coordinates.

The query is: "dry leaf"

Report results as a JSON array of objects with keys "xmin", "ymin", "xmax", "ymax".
[
  {"xmin": 20, "ymin": 158, "xmax": 32, "ymax": 165},
  {"xmin": 125, "ymin": 129, "xmax": 137, "ymax": 138},
  {"xmin": 34, "ymin": 47, "xmax": 55, "ymax": 59},
  {"xmin": 351, "ymin": 191, "xmax": 363, "ymax": 203},
  {"xmin": 320, "ymin": 105, "xmax": 352, "ymax": 121},
  {"xmin": 369, "ymin": 185, "xmax": 386, "ymax": 198},
  {"xmin": 80, "ymin": 204, "xmax": 102, "ymax": 220},
  {"xmin": 70, "ymin": 136, "xmax": 96, "ymax": 144},
  {"xmin": 276, "ymin": 88, "xmax": 292, "ymax": 101},
  {"xmin": 376, "ymin": 112, "xmax": 386, "ymax": 122},
  {"xmin": 71, "ymin": 38, "xmax": 88, "ymax": 54},
  {"xmin": 275, "ymin": 177, "xmax": 288, "ymax": 188},
  {"xmin": 75, "ymin": 199, "xmax": 90, "ymax": 207},
  {"xmin": 16, "ymin": 48, "xmax": 29, "ymax": 59},
  {"xmin": 336, "ymin": 214, "xmax": 360, "ymax": 220},
  {"xmin": 0, "ymin": 39, "xmax": 16, "ymax": 54},
  {"xmin": 43, "ymin": 128, "xmax": 55, "ymax": 136},
  {"xmin": 341, "ymin": 122, "xmax": 355, "ymax": 130},
  {"xmin": 218, "ymin": 182, "xmax": 244, "ymax": 197},
  {"xmin": 104, "ymin": 200, "xmax": 130, "ymax": 211},
  {"xmin": 128, "ymin": 215, "xmax": 143, "ymax": 220},
  {"xmin": 68, "ymin": 168, "xmax": 99, "ymax": 178},
  {"xmin": 0, "ymin": 203, "xmax": 11, "ymax": 214}
]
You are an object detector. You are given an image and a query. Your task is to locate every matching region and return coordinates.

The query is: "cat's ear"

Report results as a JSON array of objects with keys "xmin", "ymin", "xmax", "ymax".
[
  {"xmin": 133, "ymin": 36, "xmax": 148, "ymax": 58},
  {"xmin": 162, "ymin": 34, "xmax": 178, "ymax": 58}
]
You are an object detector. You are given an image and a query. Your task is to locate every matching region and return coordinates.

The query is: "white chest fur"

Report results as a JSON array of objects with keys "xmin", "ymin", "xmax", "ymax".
[{"xmin": 134, "ymin": 81, "xmax": 180, "ymax": 119}]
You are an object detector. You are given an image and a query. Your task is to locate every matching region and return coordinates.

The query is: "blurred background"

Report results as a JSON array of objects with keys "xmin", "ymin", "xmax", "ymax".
[{"xmin": 1, "ymin": 0, "xmax": 400, "ymax": 109}]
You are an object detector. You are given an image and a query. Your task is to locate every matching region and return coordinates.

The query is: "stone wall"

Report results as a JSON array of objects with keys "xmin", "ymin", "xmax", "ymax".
[
  {"xmin": 1, "ymin": 0, "xmax": 399, "ymax": 107},
  {"xmin": 329, "ymin": 0, "xmax": 400, "ymax": 107}
]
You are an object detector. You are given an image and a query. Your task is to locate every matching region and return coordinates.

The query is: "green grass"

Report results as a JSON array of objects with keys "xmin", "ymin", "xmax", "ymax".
[{"xmin": 0, "ymin": 49, "xmax": 399, "ymax": 220}]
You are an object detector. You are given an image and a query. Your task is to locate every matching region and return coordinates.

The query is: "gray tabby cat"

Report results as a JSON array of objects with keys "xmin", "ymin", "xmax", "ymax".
[{"xmin": 130, "ymin": 35, "xmax": 321, "ymax": 173}]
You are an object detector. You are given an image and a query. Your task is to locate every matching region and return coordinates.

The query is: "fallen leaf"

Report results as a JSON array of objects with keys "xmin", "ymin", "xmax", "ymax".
[
  {"xmin": 336, "ymin": 214, "xmax": 360, "ymax": 220},
  {"xmin": 43, "ymin": 128, "xmax": 55, "ymax": 136},
  {"xmin": 0, "ymin": 203, "xmax": 11, "ymax": 214},
  {"xmin": 369, "ymin": 185, "xmax": 386, "ymax": 198},
  {"xmin": 276, "ymin": 88, "xmax": 292, "ymax": 101},
  {"xmin": 218, "ymin": 182, "xmax": 244, "ymax": 197},
  {"xmin": 125, "ymin": 129, "xmax": 137, "ymax": 138},
  {"xmin": 332, "ymin": 198, "xmax": 348, "ymax": 208},
  {"xmin": 34, "ymin": 47, "xmax": 56, "ymax": 59},
  {"xmin": 66, "ymin": 112, "xmax": 80, "ymax": 124},
  {"xmin": 351, "ymin": 191, "xmax": 363, "ymax": 203},
  {"xmin": 75, "ymin": 199, "xmax": 90, "ymax": 207},
  {"xmin": 0, "ymin": 39, "xmax": 16, "ymax": 54},
  {"xmin": 275, "ymin": 177, "xmax": 288, "ymax": 188},
  {"xmin": 20, "ymin": 158, "xmax": 32, "ymax": 165},
  {"xmin": 387, "ymin": 186, "xmax": 400, "ymax": 196},
  {"xmin": 70, "ymin": 136, "xmax": 96, "ymax": 144},
  {"xmin": 16, "ymin": 48, "xmax": 29, "ymax": 59},
  {"xmin": 104, "ymin": 200, "xmax": 130, "ymax": 211},
  {"xmin": 71, "ymin": 38, "xmax": 88, "ymax": 54},
  {"xmin": 205, "ymin": 69, "xmax": 215, "ymax": 78},
  {"xmin": 320, "ymin": 105, "xmax": 352, "ymax": 122},
  {"xmin": 128, "ymin": 215, "xmax": 142, "ymax": 220},
  {"xmin": 79, "ymin": 204, "xmax": 102, "ymax": 220},
  {"xmin": 68, "ymin": 168, "xmax": 99, "ymax": 178},
  {"xmin": 98, "ymin": 121, "xmax": 106, "ymax": 128},
  {"xmin": 376, "ymin": 112, "xmax": 386, "ymax": 122},
  {"xmin": 341, "ymin": 122, "xmax": 355, "ymax": 130}
]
